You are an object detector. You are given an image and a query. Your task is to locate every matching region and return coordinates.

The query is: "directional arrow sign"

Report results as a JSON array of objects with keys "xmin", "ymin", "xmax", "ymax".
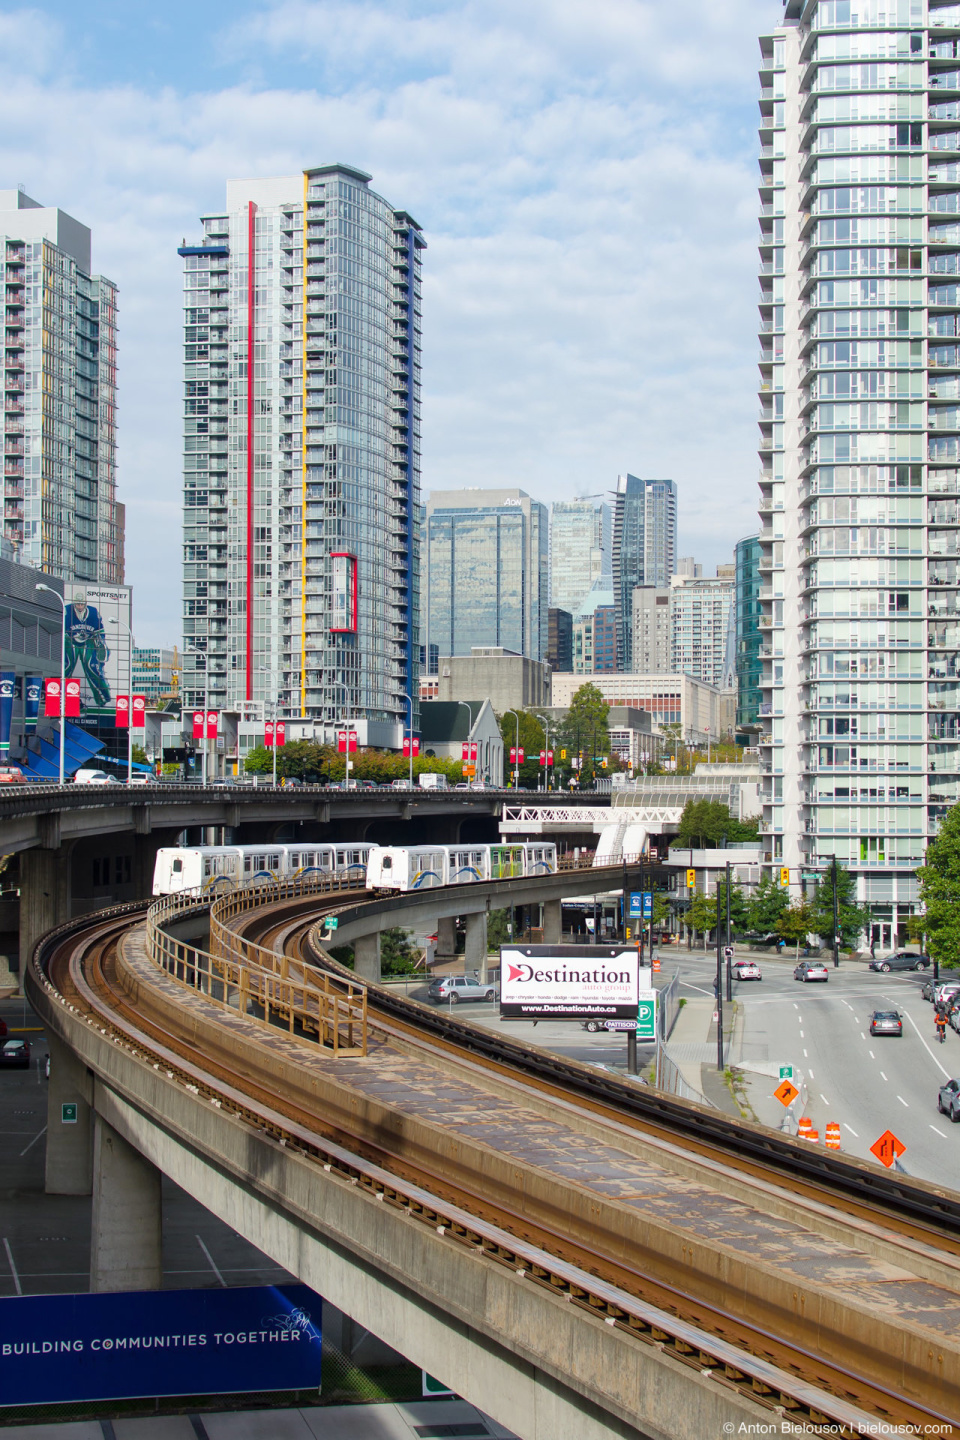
[
  {"xmin": 870, "ymin": 1129, "xmax": 906, "ymax": 1169},
  {"xmin": 774, "ymin": 1078, "xmax": 799, "ymax": 1108}
]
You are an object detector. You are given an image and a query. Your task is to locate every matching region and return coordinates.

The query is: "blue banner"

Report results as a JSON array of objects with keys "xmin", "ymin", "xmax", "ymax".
[
  {"xmin": 629, "ymin": 893, "xmax": 653, "ymax": 919},
  {"xmin": 24, "ymin": 675, "xmax": 41, "ymax": 734},
  {"xmin": 0, "ymin": 1285, "xmax": 322, "ymax": 1406},
  {"xmin": 0, "ymin": 672, "xmax": 14, "ymax": 755}
]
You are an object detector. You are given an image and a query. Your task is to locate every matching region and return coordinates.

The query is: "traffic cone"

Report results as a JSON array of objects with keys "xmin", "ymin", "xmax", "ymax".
[
  {"xmin": 798, "ymin": 1116, "xmax": 813, "ymax": 1140},
  {"xmin": 807, "ymin": 1128, "xmax": 820, "ymax": 1144},
  {"xmin": 825, "ymin": 1122, "xmax": 841, "ymax": 1151}
]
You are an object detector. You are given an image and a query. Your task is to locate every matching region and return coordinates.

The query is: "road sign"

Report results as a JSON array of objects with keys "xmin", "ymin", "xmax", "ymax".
[
  {"xmin": 686, "ymin": 868, "xmax": 696, "ymax": 889},
  {"xmin": 723, "ymin": 945, "xmax": 734, "ymax": 961},
  {"xmin": 636, "ymin": 994, "xmax": 656, "ymax": 1041},
  {"xmin": 323, "ymin": 916, "xmax": 339, "ymax": 931},
  {"xmin": 870, "ymin": 1129, "xmax": 906, "ymax": 1169},
  {"xmin": 778, "ymin": 1065, "xmax": 794, "ymax": 1080},
  {"xmin": 773, "ymin": 1078, "xmax": 799, "ymax": 1108},
  {"xmin": 61, "ymin": 1103, "xmax": 77, "ymax": 1125},
  {"xmin": 605, "ymin": 1019, "xmax": 638, "ymax": 1031}
]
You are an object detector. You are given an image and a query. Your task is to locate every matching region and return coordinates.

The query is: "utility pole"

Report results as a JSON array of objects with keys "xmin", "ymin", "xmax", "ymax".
[
  {"xmin": 832, "ymin": 855, "xmax": 840, "ymax": 969},
  {"xmin": 715, "ymin": 885, "xmax": 724, "ymax": 1071},
  {"xmin": 725, "ymin": 859, "xmax": 733, "ymax": 1002}
]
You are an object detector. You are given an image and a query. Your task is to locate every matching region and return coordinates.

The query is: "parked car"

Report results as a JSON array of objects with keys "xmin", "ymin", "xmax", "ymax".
[
  {"xmin": 939, "ymin": 1078, "xmax": 960, "ymax": 1121},
  {"xmin": 794, "ymin": 960, "xmax": 829, "ymax": 982},
  {"xmin": 869, "ymin": 950, "xmax": 930, "ymax": 973},
  {"xmin": 426, "ymin": 975, "xmax": 498, "ymax": 1005},
  {"xmin": 733, "ymin": 959, "xmax": 762, "ymax": 981},
  {"xmin": 923, "ymin": 979, "xmax": 960, "ymax": 1004},
  {"xmin": 282, "ymin": 777, "xmax": 304, "ymax": 788},
  {"xmin": 0, "ymin": 765, "xmax": 26, "ymax": 784},
  {"xmin": 73, "ymin": 769, "xmax": 118, "ymax": 785},
  {"xmin": 869, "ymin": 1010, "xmax": 903, "ymax": 1036},
  {"xmin": 127, "ymin": 774, "xmax": 156, "ymax": 786},
  {"xmin": 581, "ymin": 1018, "xmax": 608, "ymax": 1033},
  {"xmin": 0, "ymin": 1038, "xmax": 30, "ymax": 1069}
]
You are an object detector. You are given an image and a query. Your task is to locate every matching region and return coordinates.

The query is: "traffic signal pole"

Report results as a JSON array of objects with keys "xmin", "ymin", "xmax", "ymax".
[
  {"xmin": 725, "ymin": 860, "xmax": 733, "ymax": 1002},
  {"xmin": 716, "ymin": 886, "xmax": 724, "ymax": 1071}
]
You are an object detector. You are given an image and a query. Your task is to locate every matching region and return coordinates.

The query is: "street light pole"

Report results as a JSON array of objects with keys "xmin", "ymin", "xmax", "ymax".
[
  {"xmin": 715, "ymin": 884, "xmax": 724, "ymax": 1071},
  {"xmin": 35, "ymin": 584, "xmax": 66, "ymax": 787},
  {"xmin": 725, "ymin": 858, "xmax": 733, "ymax": 1002},
  {"xmin": 832, "ymin": 855, "xmax": 840, "ymax": 969},
  {"xmin": 536, "ymin": 713, "xmax": 550, "ymax": 792},
  {"xmin": 404, "ymin": 692, "xmax": 415, "ymax": 789},
  {"xmin": 502, "ymin": 708, "xmax": 520, "ymax": 788},
  {"xmin": 456, "ymin": 700, "xmax": 473, "ymax": 783}
]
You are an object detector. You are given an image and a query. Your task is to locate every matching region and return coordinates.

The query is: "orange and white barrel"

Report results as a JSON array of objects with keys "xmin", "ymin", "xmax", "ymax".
[{"xmin": 824, "ymin": 1122, "xmax": 841, "ymax": 1151}]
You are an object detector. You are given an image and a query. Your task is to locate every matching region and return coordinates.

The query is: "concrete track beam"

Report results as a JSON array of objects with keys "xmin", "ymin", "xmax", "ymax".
[
  {"xmin": 354, "ymin": 932, "xmax": 381, "ymax": 983},
  {"xmin": 90, "ymin": 1111, "xmax": 162, "ymax": 1293},
  {"xmin": 45, "ymin": 1030, "xmax": 93, "ymax": 1196}
]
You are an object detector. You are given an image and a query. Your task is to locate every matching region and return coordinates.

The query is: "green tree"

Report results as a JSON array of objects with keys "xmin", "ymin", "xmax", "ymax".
[
  {"xmin": 778, "ymin": 900, "xmax": 814, "ymax": 959},
  {"xmin": 497, "ymin": 710, "xmax": 545, "ymax": 788},
  {"xmin": 747, "ymin": 873, "xmax": 790, "ymax": 934},
  {"xmin": 715, "ymin": 877, "xmax": 749, "ymax": 936},
  {"xmin": 918, "ymin": 803, "xmax": 960, "ymax": 971},
  {"xmin": 380, "ymin": 927, "xmax": 421, "ymax": 976},
  {"xmin": 244, "ymin": 739, "xmax": 327, "ymax": 780},
  {"xmin": 811, "ymin": 862, "xmax": 870, "ymax": 952},
  {"xmin": 556, "ymin": 683, "xmax": 610, "ymax": 786},
  {"xmin": 131, "ymin": 743, "xmax": 149, "ymax": 766},
  {"xmin": 686, "ymin": 890, "xmax": 719, "ymax": 946},
  {"xmin": 676, "ymin": 799, "xmax": 730, "ymax": 848}
]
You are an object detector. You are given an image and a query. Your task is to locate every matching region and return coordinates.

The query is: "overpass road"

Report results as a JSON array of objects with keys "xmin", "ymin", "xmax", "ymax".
[{"xmin": 23, "ymin": 873, "xmax": 960, "ymax": 1440}]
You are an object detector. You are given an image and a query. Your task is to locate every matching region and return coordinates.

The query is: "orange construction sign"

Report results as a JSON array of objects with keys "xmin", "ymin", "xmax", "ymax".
[
  {"xmin": 870, "ymin": 1130, "xmax": 906, "ymax": 1169},
  {"xmin": 774, "ymin": 1078, "xmax": 800, "ymax": 1108}
]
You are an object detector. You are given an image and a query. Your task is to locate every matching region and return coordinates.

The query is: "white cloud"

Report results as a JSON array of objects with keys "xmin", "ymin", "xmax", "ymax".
[{"xmin": 0, "ymin": 0, "xmax": 773, "ymax": 642}]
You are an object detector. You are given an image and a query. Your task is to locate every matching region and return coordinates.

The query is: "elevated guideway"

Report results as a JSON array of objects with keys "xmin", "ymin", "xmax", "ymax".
[{"xmin": 25, "ymin": 872, "xmax": 960, "ymax": 1440}]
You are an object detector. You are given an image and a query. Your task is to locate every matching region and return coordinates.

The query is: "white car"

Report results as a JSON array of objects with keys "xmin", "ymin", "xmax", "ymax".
[
  {"xmin": 733, "ymin": 960, "xmax": 762, "ymax": 981},
  {"xmin": 127, "ymin": 774, "xmax": 156, "ymax": 786},
  {"xmin": 73, "ymin": 768, "xmax": 118, "ymax": 785}
]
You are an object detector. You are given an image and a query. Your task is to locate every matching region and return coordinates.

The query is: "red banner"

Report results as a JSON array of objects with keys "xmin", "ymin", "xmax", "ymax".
[
  {"xmin": 539, "ymin": 749, "xmax": 555, "ymax": 767},
  {"xmin": 402, "ymin": 737, "xmax": 419, "ymax": 758},
  {"xmin": 264, "ymin": 721, "xmax": 275, "ymax": 749},
  {"xmin": 275, "ymin": 721, "xmax": 285, "ymax": 747},
  {"xmin": 115, "ymin": 695, "xmax": 130, "ymax": 728},
  {"xmin": 206, "ymin": 711, "xmax": 219, "ymax": 738},
  {"xmin": 44, "ymin": 678, "xmax": 61, "ymax": 717},
  {"xmin": 461, "ymin": 742, "xmax": 477, "ymax": 762},
  {"xmin": 65, "ymin": 679, "xmax": 81, "ymax": 717},
  {"xmin": 510, "ymin": 747, "xmax": 525, "ymax": 764},
  {"xmin": 337, "ymin": 730, "xmax": 357, "ymax": 754},
  {"xmin": 192, "ymin": 711, "xmax": 205, "ymax": 740},
  {"xmin": 132, "ymin": 695, "xmax": 146, "ymax": 729}
]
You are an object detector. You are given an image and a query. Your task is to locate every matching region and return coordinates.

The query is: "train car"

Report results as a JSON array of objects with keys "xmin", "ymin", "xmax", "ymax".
[
  {"xmin": 153, "ymin": 843, "xmax": 373, "ymax": 895},
  {"xmin": 366, "ymin": 842, "xmax": 557, "ymax": 892},
  {"xmin": 153, "ymin": 846, "xmax": 249, "ymax": 895},
  {"xmin": 365, "ymin": 846, "xmax": 448, "ymax": 890}
]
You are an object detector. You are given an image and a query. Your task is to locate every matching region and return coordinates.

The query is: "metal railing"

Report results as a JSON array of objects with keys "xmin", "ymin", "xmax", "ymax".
[{"xmin": 145, "ymin": 874, "xmax": 368, "ymax": 1057}]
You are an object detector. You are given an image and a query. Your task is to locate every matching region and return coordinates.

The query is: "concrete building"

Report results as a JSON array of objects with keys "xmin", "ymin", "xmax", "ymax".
[
  {"xmin": 132, "ymin": 647, "xmax": 177, "ymax": 701},
  {"xmin": 669, "ymin": 570, "xmax": 735, "ymax": 689},
  {"xmin": 1, "ymin": 189, "xmax": 121, "ymax": 584},
  {"xmin": 572, "ymin": 580, "xmax": 617, "ymax": 673},
  {"xmin": 606, "ymin": 706, "xmax": 659, "ymax": 772},
  {"xmin": 757, "ymin": 4, "xmax": 941, "ymax": 940},
  {"xmin": 735, "ymin": 534, "xmax": 763, "ymax": 735},
  {"xmin": 549, "ymin": 498, "xmax": 611, "ymax": 615},
  {"xmin": 611, "ymin": 474, "xmax": 677, "ymax": 671},
  {"xmin": 425, "ymin": 488, "xmax": 548, "ymax": 661},
  {"xmin": 435, "ymin": 648, "xmax": 551, "ymax": 713},
  {"xmin": 546, "ymin": 607, "xmax": 573, "ymax": 673},
  {"xmin": 419, "ymin": 699, "xmax": 504, "ymax": 783},
  {"xmin": 632, "ymin": 587, "xmax": 672, "ymax": 673},
  {"xmin": 179, "ymin": 167, "xmax": 424, "ymax": 730},
  {"xmin": 550, "ymin": 670, "xmax": 735, "ymax": 746},
  {"xmin": 0, "ymin": 555, "xmax": 63, "ymax": 760}
]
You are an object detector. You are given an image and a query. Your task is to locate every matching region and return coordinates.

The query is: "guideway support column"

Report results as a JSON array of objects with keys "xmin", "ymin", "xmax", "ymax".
[
  {"xmin": 464, "ymin": 910, "xmax": 488, "ymax": 980},
  {"xmin": 435, "ymin": 916, "xmax": 457, "ymax": 962},
  {"xmin": 45, "ymin": 1031, "xmax": 93, "ymax": 1196},
  {"xmin": 90, "ymin": 1112, "xmax": 162, "ymax": 1292},
  {"xmin": 19, "ymin": 847, "xmax": 71, "ymax": 995},
  {"xmin": 353, "ymin": 932, "xmax": 381, "ymax": 983},
  {"xmin": 542, "ymin": 898, "xmax": 562, "ymax": 945}
]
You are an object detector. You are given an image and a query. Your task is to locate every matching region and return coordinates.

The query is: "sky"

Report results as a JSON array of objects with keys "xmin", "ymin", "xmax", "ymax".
[{"xmin": 0, "ymin": 0, "xmax": 776, "ymax": 645}]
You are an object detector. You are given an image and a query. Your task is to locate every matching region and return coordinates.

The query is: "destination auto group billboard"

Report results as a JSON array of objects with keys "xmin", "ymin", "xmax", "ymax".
[
  {"xmin": 0, "ymin": 1284, "xmax": 321, "ymax": 1407},
  {"xmin": 499, "ymin": 945, "xmax": 647, "ymax": 1020}
]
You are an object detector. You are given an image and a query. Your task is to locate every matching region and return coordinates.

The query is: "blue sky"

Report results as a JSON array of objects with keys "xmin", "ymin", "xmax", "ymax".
[{"xmin": 0, "ymin": 0, "xmax": 775, "ymax": 643}]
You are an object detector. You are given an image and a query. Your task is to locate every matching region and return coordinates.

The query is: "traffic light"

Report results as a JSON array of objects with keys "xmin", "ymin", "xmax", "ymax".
[
  {"xmin": 780, "ymin": 867, "xmax": 790, "ymax": 888},
  {"xmin": 686, "ymin": 869, "xmax": 696, "ymax": 889},
  {"xmin": 560, "ymin": 748, "xmax": 567, "ymax": 760}
]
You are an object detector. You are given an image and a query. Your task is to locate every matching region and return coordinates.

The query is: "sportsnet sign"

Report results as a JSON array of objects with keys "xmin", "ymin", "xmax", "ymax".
[{"xmin": 499, "ymin": 945, "xmax": 647, "ymax": 1020}]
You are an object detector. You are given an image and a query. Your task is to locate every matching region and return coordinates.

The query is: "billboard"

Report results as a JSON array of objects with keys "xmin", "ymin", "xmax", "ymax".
[
  {"xmin": 499, "ymin": 944, "xmax": 647, "ymax": 1020},
  {"xmin": 0, "ymin": 1284, "xmax": 321, "ymax": 1407},
  {"xmin": 63, "ymin": 585, "xmax": 132, "ymax": 719}
]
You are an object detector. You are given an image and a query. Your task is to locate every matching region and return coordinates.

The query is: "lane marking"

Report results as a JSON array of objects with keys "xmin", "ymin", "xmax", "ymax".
[
  {"xmin": 880, "ymin": 1071, "xmax": 888, "ymax": 1081},
  {"xmin": 843, "ymin": 1123, "xmax": 859, "ymax": 1137},
  {"xmin": 897, "ymin": 1095, "xmax": 909, "ymax": 1107},
  {"xmin": 808, "ymin": 1069, "xmax": 815, "ymax": 1079},
  {"xmin": 793, "ymin": 1003, "xmax": 799, "ymax": 1010},
  {"xmin": 860, "ymin": 1032, "xmax": 866, "ymax": 1040},
  {"xmin": 803, "ymin": 1048, "xmax": 808, "ymax": 1057},
  {"xmin": 2, "ymin": 1239, "xmax": 21, "ymax": 1297},
  {"xmin": 901, "ymin": 1008, "xmax": 953, "ymax": 1079},
  {"xmin": 819, "ymin": 1093, "xmax": 831, "ymax": 1105},
  {"xmin": 868, "ymin": 1050, "xmax": 875, "ymax": 1059},
  {"xmin": 196, "ymin": 1236, "xmax": 226, "ymax": 1288},
  {"xmin": 18, "ymin": 1126, "xmax": 46, "ymax": 1159},
  {"xmin": 931, "ymin": 1125, "xmax": 949, "ymax": 1138},
  {"xmin": 680, "ymin": 983, "xmax": 715, "ymax": 997}
]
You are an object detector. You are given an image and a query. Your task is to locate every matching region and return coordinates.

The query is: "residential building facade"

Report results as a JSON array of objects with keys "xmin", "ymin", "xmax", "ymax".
[
  {"xmin": 425, "ymin": 488, "xmax": 548, "ymax": 660},
  {"xmin": 735, "ymin": 534, "xmax": 764, "ymax": 734},
  {"xmin": 758, "ymin": 3, "xmax": 935, "ymax": 943},
  {"xmin": 549, "ymin": 498, "xmax": 611, "ymax": 615},
  {"xmin": 180, "ymin": 166, "xmax": 424, "ymax": 729},
  {"xmin": 669, "ymin": 571, "xmax": 735, "ymax": 689},
  {"xmin": 547, "ymin": 606, "xmax": 573, "ymax": 672},
  {"xmin": 611, "ymin": 473, "xmax": 677, "ymax": 671},
  {"xmin": 133, "ymin": 646, "xmax": 178, "ymax": 700},
  {"xmin": 572, "ymin": 580, "xmax": 617, "ymax": 672},
  {"xmin": 1, "ymin": 190, "xmax": 121, "ymax": 585},
  {"xmin": 631, "ymin": 587, "xmax": 672, "ymax": 673}
]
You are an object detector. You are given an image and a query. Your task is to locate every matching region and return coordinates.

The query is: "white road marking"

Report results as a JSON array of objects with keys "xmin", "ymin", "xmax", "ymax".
[
  {"xmin": 18, "ymin": 1126, "xmax": 46, "ymax": 1159},
  {"xmin": 931, "ymin": 1125, "xmax": 948, "ymax": 1138},
  {"xmin": 2, "ymin": 1239, "xmax": 21, "ymax": 1297},
  {"xmin": 799, "ymin": 1030, "xmax": 804, "ymax": 1038},
  {"xmin": 680, "ymin": 983, "xmax": 715, "ymax": 997},
  {"xmin": 880, "ymin": 1071, "xmax": 888, "ymax": 1081},
  {"xmin": 843, "ymin": 1123, "xmax": 859, "ymax": 1137},
  {"xmin": 860, "ymin": 1032, "xmax": 866, "ymax": 1040},
  {"xmin": 196, "ymin": 1236, "xmax": 227, "ymax": 1287},
  {"xmin": 793, "ymin": 1003, "xmax": 799, "ymax": 1010},
  {"xmin": 897, "ymin": 1095, "xmax": 909, "ymax": 1107},
  {"xmin": 901, "ymin": 1008, "xmax": 953, "ymax": 1079},
  {"xmin": 808, "ymin": 1069, "xmax": 815, "ymax": 1079},
  {"xmin": 868, "ymin": 1050, "xmax": 875, "ymax": 1059},
  {"xmin": 803, "ymin": 1048, "xmax": 808, "ymax": 1057},
  {"xmin": 820, "ymin": 1093, "xmax": 831, "ymax": 1105}
]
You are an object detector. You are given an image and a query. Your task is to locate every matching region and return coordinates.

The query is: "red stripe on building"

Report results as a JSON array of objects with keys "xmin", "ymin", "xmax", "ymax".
[{"xmin": 246, "ymin": 200, "xmax": 257, "ymax": 701}]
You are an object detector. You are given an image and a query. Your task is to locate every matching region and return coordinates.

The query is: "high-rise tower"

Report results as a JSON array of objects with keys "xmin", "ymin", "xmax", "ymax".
[
  {"xmin": 611, "ymin": 474, "xmax": 677, "ymax": 671},
  {"xmin": 757, "ymin": 1, "xmax": 932, "ymax": 944},
  {"xmin": 1, "ymin": 190, "xmax": 120, "ymax": 584},
  {"xmin": 180, "ymin": 166, "xmax": 424, "ymax": 726},
  {"xmin": 549, "ymin": 498, "xmax": 611, "ymax": 615}
]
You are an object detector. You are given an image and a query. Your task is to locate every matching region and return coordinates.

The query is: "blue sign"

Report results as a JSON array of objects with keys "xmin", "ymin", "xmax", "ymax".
[
  {"xmin": 0, "ymin": 672, "xmax": 13, "ymax": 755},
  {"xmin": 24, "ymin": 675, "xmax": 41, "ymax": 734},
  {"xmin": 629, "ymin": 893, "xmax": 653, "ymax": 919},
  {"xmin": 0, "ymin": 1285, "xmax": 321, "ymax": 1406}
]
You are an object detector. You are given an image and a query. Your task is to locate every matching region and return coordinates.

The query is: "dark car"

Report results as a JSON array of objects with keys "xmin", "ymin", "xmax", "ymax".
[
  {"xmin": 939, "ymin": 1078, "xmax": 960, "ymax": 1122},
  {"xmin": 869, "ymin": 950, "xmax": 930, "ymax": 973},
  {"xmin": 869, "ymin": 1010, "xmax": 903, "ymax": 1036},
  {"xmin": 794, "ymin": 960, "xmax": 829, "ymax": 982},
  {"xmin": 0, "ymin": 1038, "xmax": 30, "ymax": 1069}
]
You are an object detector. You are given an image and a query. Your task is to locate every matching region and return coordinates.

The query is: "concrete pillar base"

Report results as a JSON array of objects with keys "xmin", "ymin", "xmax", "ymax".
[
  {"xmin": 45, "ymin": 1031, "xmax": 93, "ymax": 1196},
  {"xmin": 463, "ymin": 911, "xmax": 488, "ymax": 979},
  {"xmin": 90, "ymin": 1113, "xmax": 162, "ymax": 1292},
  {"xmin": 19, "ymin": 847, "xmax": 71, "ymax": 995},
  {"xmin": 542, "ymin": 899, "xmax": 562, "ymax": 946},
  {"xmin": 354, "ymin": 932, "xmax": 381, "ymax": 983},
  {"xmin": 435, "ymin": 915, "xmax": 457, "ymax": 962}
]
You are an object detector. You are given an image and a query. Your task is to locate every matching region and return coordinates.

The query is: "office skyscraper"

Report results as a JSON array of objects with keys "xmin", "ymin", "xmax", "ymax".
[
  {"xmin": 550, "ymin": 498, "xmax": 611, "ymax": 615},
  {"xmin": 425, "ymin": 488, "xmax": 548, "ymax": 660},
  {"xmin": 758, "ymin": 3, "xmax": 935, "ymax": 942},
  {"xmin": 611, "ymin": 474, "xmax": 677, "ymax": 670},
  {"xmin": 180, "ymin": 166, "xmax": 423, "ymax": 724},
  {"xmin": 1, "ymin": 190, "xmax": 120, "ymax": 583}
]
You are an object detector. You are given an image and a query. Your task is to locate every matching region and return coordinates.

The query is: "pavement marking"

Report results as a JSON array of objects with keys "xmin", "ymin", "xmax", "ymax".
[
  {"xmin": 803, "ymin": 1048, "xmax": 808, "ymax": 1057},
  {"xmin": 860, "ymin": 1032, "xmax": 866, "ymax": 1040},
  {"xmin": 808, "ymin": 1068, "xmax": 815, "ymax": 1079},
  {"xmin": 18, "ymin": 1126, "xmax": 46, "ymax": 1158},
  {"xmin": 819, "ymin": 1093, "xmax": 831, "ymax": 1105},
  {"xmin": 196, "ymin": 1235, "xmax": 227, "ymax": 1288},
  {"xmin": 902, "ymin": 1008, "xmax": 953, "ymax": 1079},
  {"xmin": 843, "ymin": 1123, "xmax": 859, "ymax": 1137},
  {"xmin": 880, "ymin": 1071, "xmax": 888, "ymax": 1081},
  {"xmin": 793, "ymin": 1003, "xmax": 799, "ymax": 1010},
  {"xmin": 2, "ymin": 1239, "xmax": 21, "ymax": 1297},
  {"xmin": 680, "ymin": 983, "xmax": 715, "ymax": 997},
  {"xmin": 931, "ymin": 1125, "xmax": 949, "ymax": 1138},
  {"xmin": 868, "ymin": 1050, "xmax": 875, "ymax": 1059},
  {"xmin": 897, "ymin": 1095, "xmax": 909, "ymax": 1107},
  {"xmin": 799, "ymin": 1030, "xmax": 804, "ymax": 1038}
]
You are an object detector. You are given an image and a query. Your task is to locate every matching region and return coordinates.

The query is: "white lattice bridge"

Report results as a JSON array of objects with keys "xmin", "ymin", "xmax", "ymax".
[{"xmin": 500, "ymin": 806, "xmax": 685, "ymax": 835}]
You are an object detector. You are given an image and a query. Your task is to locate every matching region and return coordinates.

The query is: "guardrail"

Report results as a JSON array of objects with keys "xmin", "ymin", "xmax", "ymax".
[{"xmin": 145, "ymin": 875, "xmax": 368, "ymax": 1057}]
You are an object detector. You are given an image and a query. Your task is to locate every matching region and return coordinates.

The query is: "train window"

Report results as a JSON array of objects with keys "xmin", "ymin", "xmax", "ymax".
[
  {"xmin": 172, "ymin": 859, "xmax": 183, "ymax": 874},
  {"xmin": 382, "ymin": 855, "xmax": 392, "ymax": 869}
]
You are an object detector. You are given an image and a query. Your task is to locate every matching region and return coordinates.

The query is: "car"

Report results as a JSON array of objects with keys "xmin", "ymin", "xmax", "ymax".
[
  {"xmin": 73, "ymin": 768, "xmax": 118, "ymax": 785},
  {"xmin": 0, "ymin": 1038, "xmax": 29, "ymax": 1068},
  {"xmin": 923, "ymin": 979, "xmax": 960, "ymax": 1005},
  {"xmin": 869, "ymin": 950, "xmax": 930, "ymax": 973},
  {"xmin": 939, "ymin": 1078, "xmax": 960, "ymax": 1122},
  {"xmin": 869, "ymin": 1010, "xmax": 903, "ymax": 1036},
  {"xmin": 126, "ymin": 773, "xmax": 156, "ymax": 786},
  {"xmin": 426, "ymin": 975, "xmax": 498, "ymax": 1005},
  {"xmin": 0, "ymin": 765, "xmax": 25, "ymax": 784},
  {"xmin": 794, "ymin": 960, "xmax": 829, "ymax": 982},
  {"xmin": 733, "ymin": 960, "xmax": 762, "ymax": 981},
  {"xmin": 281, "ymin": 777, "xmax": 304, "ymax": 788},
  {"xmin": 581, "ymin": 1019, "xmax": 608, "ymax": 1033},
  {"xmin": 390, "ymin": 779, "xmax": 413, "ymax": 790}
]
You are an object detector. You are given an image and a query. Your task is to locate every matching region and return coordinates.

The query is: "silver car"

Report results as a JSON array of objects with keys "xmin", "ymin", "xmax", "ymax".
[
  {"xmin": 939, "ymin": 1078, "xmax": 960, "ymax": 1122},
  {"xmin": 426, "ymin": 975, "xmax": 498, "ymax": 1005}
]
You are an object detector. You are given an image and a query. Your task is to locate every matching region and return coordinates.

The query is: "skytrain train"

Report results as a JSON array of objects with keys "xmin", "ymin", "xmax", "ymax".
[
  {"xmin": 152, "ymin": 844, "xmax": 372, "ymax": 895},
  {"xmin": 365, "ymin": 843, "xmax": 557, "ymax": 891}
]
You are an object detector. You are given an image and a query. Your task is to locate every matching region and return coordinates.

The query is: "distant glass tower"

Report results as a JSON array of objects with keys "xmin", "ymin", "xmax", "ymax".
[
  {"xmin": 549, "ymin": 498, "xmax": 611, "ymax": 615},
  {"xmin": 0, "ymin": 189, "xmax": 120, "ymax": 583},
  {"xmin": 735, "ymin": 534, "xmax": 762, "ymax": 734},
  {"xmin": 179, "ymin": 166, "xmax": 424, "ymax": 724},
  {"xmin": 611, "ymin": 474, "xmax": 677, "ymax": 670}
]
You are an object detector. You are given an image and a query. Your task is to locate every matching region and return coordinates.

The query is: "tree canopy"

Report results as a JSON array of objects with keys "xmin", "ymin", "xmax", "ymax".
[
  {"xmin": 243, "ymin": 743, "xmax": 462, "ymax": 784},
  {"xmin": 676, "ymin": 799, "xmax": 759, "ymax": 848},
  {"xmin": 811, "ymin": 862, "xmax": 869, "ymax": 951},
  {"xmin": 555, "ymin": 683, "xmax": 611, "ymax": 785},
  {"xmin": 746, "ymin": 872, "xmax": 790, "ymax": 933},
  {"xmin": 496, "ymin": 710, "xmax": 546, "ymax": 788},
  {"xmin": 918, "ymin": 804, "xmax": 960, "ymax": 969}
]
